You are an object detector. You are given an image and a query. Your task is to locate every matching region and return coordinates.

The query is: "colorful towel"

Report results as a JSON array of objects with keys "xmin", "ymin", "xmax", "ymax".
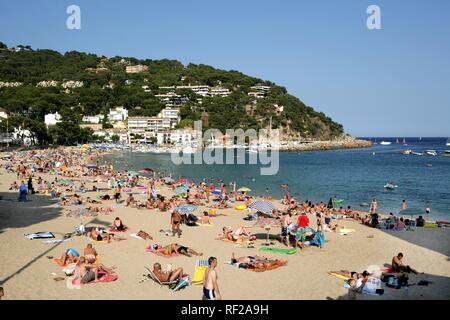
[{"xmin": 259, "ymin": 247, "xmax": 297, "ymax": 255}]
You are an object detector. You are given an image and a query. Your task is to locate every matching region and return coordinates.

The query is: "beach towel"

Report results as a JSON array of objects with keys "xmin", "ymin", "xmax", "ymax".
[
  {"xmin": 329, "ymin": 272, "xmax": 351, "ymax": 280},
  {"xmin": 43, "ymin": 238, "xmax": 71, "ymax": 244},
  {"xmin": 130, "ymin": 233, "xmax": 145, "ymax": 240},
  {"xmin": 259, "ymin": 247, "xmax": 297, "ymax": 255},
  {"xmin": 146, "ymin": 245, "xmax": 181, "ymax": 258},
  {"xmin": 107, "ymin": 226, "xmax": 129, "ymax": 233},
  {"xmin": 24, "ymin": 232, "xmax": 55, "ymax": 240},
  {"xmin": 196, "ymin": 223, "xmax": 214, "ymax": 227}
]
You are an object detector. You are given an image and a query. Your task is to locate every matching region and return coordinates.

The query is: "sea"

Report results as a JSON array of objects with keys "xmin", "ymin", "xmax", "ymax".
[{"xmin": 103, "ymin": 137, "xmax": 450, "ymax": 220}]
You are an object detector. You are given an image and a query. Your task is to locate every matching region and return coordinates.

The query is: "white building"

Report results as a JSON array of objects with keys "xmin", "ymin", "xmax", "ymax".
[
  {"xmin": 158, "ymin": 107, "xmax": 180, "ymax": 128},
  {"xmin": 126, "ymin": 64, "xmax": 149, "ymax": 74},
  {"xmin": 156, "ymin": 130, "xmax": 193, "ymax": 145},
  {"xmin": 108, "ymin": 107, "xmax": 128, "ymax": 122},
  {"xmin": 44, "ymin": 112, "xmax": 62, "ymax": 126},
  {"xmin": 82, "ymin": 115, "xmax": 101, "ymax": 124},
  {"xmin": 209, "ymin": 87, "xmax": 231, "ymax": 97},
  {"xmin": 0, "ymin": 107, "xmax": 8, "ymax": 121},
  {"xmin": 36, "ymin": 80, "xmax": 58, "ymax": 88},
  {"xmin": 61, "ymin": 81, "xmax": 84, "ymax": 89},
  {"xmin": 0, "ymin": 81, "xmax": 23, "ymax": 88}
]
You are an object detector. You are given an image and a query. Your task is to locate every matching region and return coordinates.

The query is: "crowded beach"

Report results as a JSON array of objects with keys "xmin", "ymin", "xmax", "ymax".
[{"xmin": 0, "ymin": 146, "xmax": 449, "ymax": 300}]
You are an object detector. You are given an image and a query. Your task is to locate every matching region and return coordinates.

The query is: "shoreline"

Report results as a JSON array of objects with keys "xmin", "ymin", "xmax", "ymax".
[{"xmin": 0, "ymin": 146, "xmax": 449, "ymax": 300}]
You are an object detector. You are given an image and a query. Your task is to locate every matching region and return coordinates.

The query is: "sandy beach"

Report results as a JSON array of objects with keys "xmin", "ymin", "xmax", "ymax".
[{"xmin": 0, "ymin": 148, "xmax": 449, "ymax": 300}]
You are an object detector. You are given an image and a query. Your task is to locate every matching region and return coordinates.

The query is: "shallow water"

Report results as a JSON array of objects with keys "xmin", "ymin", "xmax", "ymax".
[{"xmin": 104, "ymin": 137, "xmax": 450, "ymax": 220}]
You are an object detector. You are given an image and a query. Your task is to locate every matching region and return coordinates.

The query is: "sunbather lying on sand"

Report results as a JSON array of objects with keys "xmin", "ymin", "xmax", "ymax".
[
  {"xmin": 89, "ymin": 229, "xmax": 124, "ymax": 242},
  {"xmin": 153, "ymin": 262, "xmax": 183, "ymax": 283},
  {"xmin": 77, "ymin": 256, "xmax": 115, "ymax": 283},
  {"xmin": 229, "ymin": 253, "xmax": 287, "ymax": 271},
  {"xmin": 219, "ymin": 226, "xmax": 254, "ymax": 242},
  {"xmin": 329, "ymin": 270, "xmax": 370, "ymax": 280},
  {"xmin": 151, "ymin": 243, "xmax": 203, "ymax": 257}
]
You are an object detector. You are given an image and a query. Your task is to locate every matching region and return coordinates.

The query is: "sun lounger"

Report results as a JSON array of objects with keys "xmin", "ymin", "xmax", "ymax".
[
  {"xmin": 191, "ymin": 260, "xmax": 209, "ymax": 286},
  {"xmin": 145, "ymin": 267, "xmax": 189, "ymax": 292}
]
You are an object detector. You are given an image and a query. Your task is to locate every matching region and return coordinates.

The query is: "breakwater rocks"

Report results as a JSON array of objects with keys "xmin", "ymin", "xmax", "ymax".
[{"xmin": 282, "ymin": 138, "xmax": 372, "ymax": 152}]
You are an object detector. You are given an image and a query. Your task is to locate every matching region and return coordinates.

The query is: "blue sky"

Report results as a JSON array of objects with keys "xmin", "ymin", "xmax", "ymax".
[{"xmin": 0, "ymin": 0, "xmax": 449, "ymax": 137}]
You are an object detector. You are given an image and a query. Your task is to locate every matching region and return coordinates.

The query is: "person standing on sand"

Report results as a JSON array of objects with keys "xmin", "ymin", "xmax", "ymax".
[
  {"xmin": 203, "ymin": 257, "xmax": 222, "ymax": 300},
  {"xmin": 370, "ymin": 198, "xmax": 378, "ymax": 213},
  {"xmin": 280, "ymin": 212, "xmax": 292, "ymax": 248},
  {"xmin": 171, "ymin": 210, "xmax": 182, "ymax": 238},
  {"xmin": 402, "ymin": 199, "xmax": 407, "ymax": 210}
]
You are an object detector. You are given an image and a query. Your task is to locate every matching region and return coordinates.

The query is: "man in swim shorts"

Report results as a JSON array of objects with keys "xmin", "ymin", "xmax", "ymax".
[{"xmin": 203, "ymin": 257, "xmax": 221, "ymax": 300}]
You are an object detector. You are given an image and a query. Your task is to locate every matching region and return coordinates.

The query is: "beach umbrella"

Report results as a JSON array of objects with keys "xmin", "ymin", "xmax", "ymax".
[
  {"xmin": 175, "ymin": 204, "xmax": 197, "ymax": 215},
  {"xmin": 85, "ymin": 163, "xmax": 97, "ymax": 169},
  {"xmin": 175, "ymin": 186, "xmax": 188, "ymax": 195},
  {"xmin": 164, "ymin": 177, "xmax": 174, "ymax": 183},
  {"xmin": 237, "ymin": 187, "xmax": 252, "ymax": 192},
  {"xmin": 253, "ymin": 217, "xmax": 280, "ymax": 246},
  {"xmin": 138, "ymin": 171, "xmax": 153, "ymax": 178},
  {"xmin": 248, "ymin": 200, "xmax": 276, "ymax": 214},
  {"xmin": 127, "ymin": 171, "xmax": 139, "ymax": 176}
]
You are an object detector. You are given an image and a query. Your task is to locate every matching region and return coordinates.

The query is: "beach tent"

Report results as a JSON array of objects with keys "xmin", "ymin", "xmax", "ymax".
[
  {"xmin": 237, "ymin": 187, "xmax": 252, "ymax": 192},
  {"xmin": 248, "ymin": 200, "xmax": 276, "ymax": 214}
]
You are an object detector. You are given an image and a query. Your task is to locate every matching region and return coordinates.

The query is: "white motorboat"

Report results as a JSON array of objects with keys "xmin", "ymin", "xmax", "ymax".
[
  {"xmin": 380, "ymin": 141, "xmax": 392, "ymax": 145},
  {"xmin": 384, "ymin": 183, "xmax": 398, "ymax": 190},
  {"xmin": 426, "ymin": 150, "xmax": 437, "ymax": 156},
  {"xmin": 446, "ymin": 138, "xmax": 450, "ymax": 146},
  {"xmin": 444, "ymin": 150, "xmax": 450, "ymax": 156},
  {"xmin": 411, "ymin": 151, "xmax": 423, "ymax": 156}
]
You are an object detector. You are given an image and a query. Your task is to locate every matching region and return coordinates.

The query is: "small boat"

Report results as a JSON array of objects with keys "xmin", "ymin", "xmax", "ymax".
[
  {"xmin": 402, "ymin": 149, "xmax": 412, "ymax": 155},
  {"xmin": 411, "ymin": 151, "xmax": 423, "ymax": 156},
  {"xmin": 396, "ymin": 138, "xmax": 400, "ymax": 144},
  {"xmin": 384, "ymin": 183, "xmax": 398, "ymax": 190},
  {"xmin": 446, "ymin": 138, "xmax": 450, "ymax": 146},
  {"xmin": 426, "ymin": 150, "xmax": 437, "ymax": 156},
  {"xmin": 380, "ymin": 141, "xmax": 392, "ymax": 145},
  {"xmin": 444, "ymin": 150, "xmax": 450, "ymax": 156},
  {"xmin": 403, "ymin": 138, "xmax": 407, "ymax": 146}
]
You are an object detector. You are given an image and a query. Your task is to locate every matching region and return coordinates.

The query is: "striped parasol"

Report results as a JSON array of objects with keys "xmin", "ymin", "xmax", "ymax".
[
  {"xmin": 175, "ymin": 204, "xmax": 198, "ymax": 215},
  {"xmin": 175, "ymin": 186, "xmax": 188, "ymax": 195},
  {"xmin": 248, "ymin": 200, "xmax": 276, "ymax": 214}
]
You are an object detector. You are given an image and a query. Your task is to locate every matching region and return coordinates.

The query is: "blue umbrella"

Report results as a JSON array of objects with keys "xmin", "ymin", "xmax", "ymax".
[
  {"xmin": 248, "ymin": 200, "xmax": 276, "ymax": 214},
  {"xmin": 175, "ymin": 186, "xmax": 188, "ymax": 195},
  {"xmin": 175, "ymin": 204, "xmax": 197, "ymax": 215}
]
